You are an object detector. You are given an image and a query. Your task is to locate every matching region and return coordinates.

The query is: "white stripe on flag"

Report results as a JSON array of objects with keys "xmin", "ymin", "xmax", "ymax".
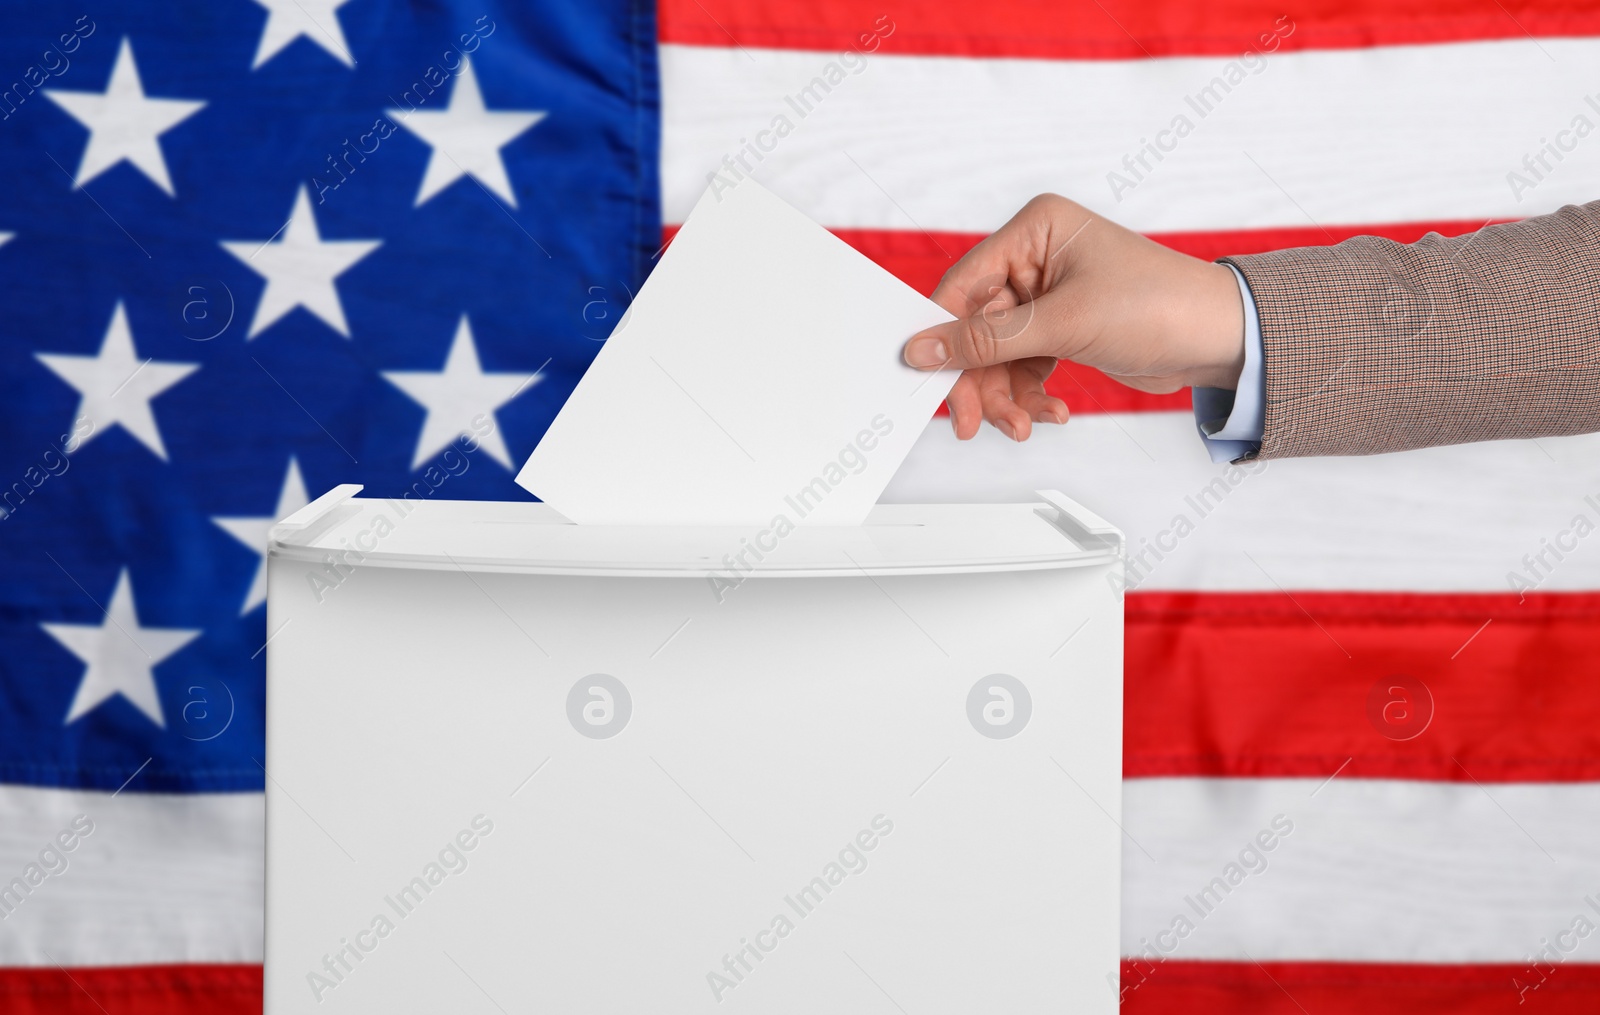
[
  {"xmin": 5, "ymin": 778, "xmax": 1599, "ymax": 966},
  {"xmin": 883, "ymin": 413, "xmax": 1600, "ymax": 592},
  {"xmin": 0, "ymin": 784, "xmax": 262, "ymax": 966},
  {"xmin": 662, "ymin": 39, "xmax": 1600, "ymax": 232},
  {"xmin": 1123, "ymin": 776, "xmax": 1600, "ymax": 963}
]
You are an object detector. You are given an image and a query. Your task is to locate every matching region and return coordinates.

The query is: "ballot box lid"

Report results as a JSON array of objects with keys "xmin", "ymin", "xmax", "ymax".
[{"xmin": 268, "ymin": 485, "xmax": 1121, "ymax": 578}]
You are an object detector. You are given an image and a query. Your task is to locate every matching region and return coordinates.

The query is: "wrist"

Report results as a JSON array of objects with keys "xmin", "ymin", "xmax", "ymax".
[{"xmin": 1180, "ymin": 262, "xmax": 1247, "ymax": 390}]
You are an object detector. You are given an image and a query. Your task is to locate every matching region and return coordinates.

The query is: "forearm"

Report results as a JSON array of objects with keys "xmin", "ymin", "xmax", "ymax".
[{"xmin": 1222, "ymin": 201, "xmax": 1600, "ymax": 458}]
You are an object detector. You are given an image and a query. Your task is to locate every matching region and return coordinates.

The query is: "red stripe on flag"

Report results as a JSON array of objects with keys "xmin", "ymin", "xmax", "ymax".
[
  {"xmin": 660, "ymin": 218, "xmax": 1499, "ymax": 415},
  {"xmin": 1123, "ymin": 959, "xmax": 1600, "ymax": 1013},
  {"xmin": 1125, "ymin": 591, "xmax": 1600, "ymax": 783},
  {"xmin": 660, "ymin": 0, "xmax": 1600, "ymax": 60},
  {"xmin": 0, "ymin": 964, "xmax": 261, "ymax": 1015},
  {"xmin": 8, "ymin": 959, "xmax": 1592, "ymax": 1011}
]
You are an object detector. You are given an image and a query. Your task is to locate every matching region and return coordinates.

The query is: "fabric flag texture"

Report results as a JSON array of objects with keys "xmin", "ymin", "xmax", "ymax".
[
  {"xmin": 3, "ymin": 0, "xmax": 1600, "ymax": 1012},
  {"xmin": 0, "ymin": 1, "xmax": 656, "ymax": 1011}
]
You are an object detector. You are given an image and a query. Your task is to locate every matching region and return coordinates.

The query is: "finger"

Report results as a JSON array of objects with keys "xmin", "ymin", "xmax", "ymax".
[
  {"xmin": 931, "ymin": 194, "xmax": 1093, "ymax": 313},
  {"xmin": 978, "ymin": 363, "xmax": 1032, "ymax": 442},
  {"xmin": 928, "ymin": 227, "xmax": 1035, "ymax": 318},
  {"xmin": 946, "ymin": 369, "xmax": 984, "ymax": 440},
  {"xmin": 904, "ymin": 287, "xmax": 1071, "ymax": 371},
  {"xmin": 1013, "ymin": 389, "xmax": 1067, "ymax": 424},
  {"xmin": 1008, "ymin": 358, "xmax": 1067, "ymax": 423},
  {"xmin": 929, "ymin": 256, "xmax": 1023, "ymax": 320}
]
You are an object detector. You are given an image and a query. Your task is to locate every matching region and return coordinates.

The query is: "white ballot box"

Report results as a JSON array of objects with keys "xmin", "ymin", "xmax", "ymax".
[{"xmin": 263, "ymin": 486, "xmax": 1124, "ymax": 1014}]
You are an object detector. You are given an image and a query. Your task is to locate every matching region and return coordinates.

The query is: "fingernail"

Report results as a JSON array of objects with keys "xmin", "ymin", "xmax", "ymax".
[
  {"xmin": 1038, "ymin": 409, "xmax": 1067, "ymax": 425},
  {"xmin": 904, "ymin": 336, "xmax": 948, "ymax": 368},
  {"xmin": 996, "ymin": 419, "xmax": 1018, "ymax": 441}
]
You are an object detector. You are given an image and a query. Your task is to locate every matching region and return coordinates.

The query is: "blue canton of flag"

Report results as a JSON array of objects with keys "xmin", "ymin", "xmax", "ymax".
[{"xmin": 0, "ymin": 1, "xmax": 661, "ymax": 792}]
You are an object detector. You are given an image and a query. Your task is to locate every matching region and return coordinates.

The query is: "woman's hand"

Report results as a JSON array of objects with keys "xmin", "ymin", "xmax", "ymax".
[{"xmin": 902, "ymin": 194, "xmax": 1247, "ymax": 440}]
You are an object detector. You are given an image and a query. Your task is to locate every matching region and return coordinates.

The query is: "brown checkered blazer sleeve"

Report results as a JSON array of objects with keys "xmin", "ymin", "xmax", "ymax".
[{"xmin": 1219, "ymin": 200, "xmax": 1600, "ymax": 459}]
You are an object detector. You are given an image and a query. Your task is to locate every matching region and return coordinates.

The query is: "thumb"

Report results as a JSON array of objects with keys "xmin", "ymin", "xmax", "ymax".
[{"xmin": 902, "ymin": 290, "xmax": 1066, "ymax": 371}]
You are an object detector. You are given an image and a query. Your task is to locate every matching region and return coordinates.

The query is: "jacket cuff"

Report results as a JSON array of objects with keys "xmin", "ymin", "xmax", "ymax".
[{"xmin": 1192, "ymin": 264, "xmax": 1265, "ymax": 462}]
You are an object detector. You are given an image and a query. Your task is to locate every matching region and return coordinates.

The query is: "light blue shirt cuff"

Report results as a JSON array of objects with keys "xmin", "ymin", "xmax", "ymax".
[{"xmin": 1191, "ymin": 264, "xmax": 1264, "ymax": 462}]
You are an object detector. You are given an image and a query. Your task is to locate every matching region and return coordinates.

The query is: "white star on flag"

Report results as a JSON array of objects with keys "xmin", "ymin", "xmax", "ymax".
[
  {"xmin": 388, "ymin": 58, "xmax": 545, "ymax": 208},
  {"xmin": 212, "ymin": 458, "xmax": 311, "ymax": 615},
  {"xmin": 0, "ymin": 232, "xmax": 12, "ymax": 249},
  {"xmin": 249, "ymin": 0, "xmax": 357, "ymax": 69},
  {"xmin": 43, "ymin": 37, "xmax": 206, "ymax": 197},
  {"xmin": 36, "ymin": 302, "xmax": 200, "ymax": 461},
  {"xmin": 42, "ymin": 568, "xmax": 201, "ymax": 728},
  {"xmin": 221, "ymin": 185, "xmax": 381, "ymax": 339},
  {"xmin": 382, "ymin": 316, "xmax": 537, "ymax": 470}
]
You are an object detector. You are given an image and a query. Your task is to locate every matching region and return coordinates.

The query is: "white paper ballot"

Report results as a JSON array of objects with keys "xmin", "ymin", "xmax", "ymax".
[{"xmin": 516, "ymin": 178, "xmax": 958, "ymax": 526}]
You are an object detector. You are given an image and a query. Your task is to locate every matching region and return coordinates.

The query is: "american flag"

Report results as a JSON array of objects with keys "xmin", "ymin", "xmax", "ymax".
[
  {"xmin": 4, "ymin": 0, "xmax": 1600, "ymax": 1011},
  {"xmin": 0, "ymin": 1, "xmax": 654, "ymax": 1010}
]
